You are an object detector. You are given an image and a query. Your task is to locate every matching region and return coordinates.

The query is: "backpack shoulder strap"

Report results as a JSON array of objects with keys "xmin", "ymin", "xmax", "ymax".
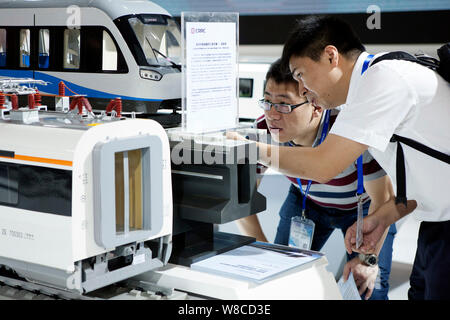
[
  {"xmin": 391, "ymin": 134, "xmax": 450, "ymax": 165},
  {"xmin": 370, "ymin": 51, "xmax": 439, "ymax": 70},
  {"xmin": 390, "ymin": 134, "xmax": 450, "ymax": 207}
]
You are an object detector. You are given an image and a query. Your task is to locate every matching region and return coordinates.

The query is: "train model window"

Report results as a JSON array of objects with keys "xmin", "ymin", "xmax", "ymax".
[
  {"xmin": 129, "ymin": 18, "xmax": 153, "ymax": 63},
  {"xmin": 18, "ymin": 165, "xmax": 72, "ymax": 216},
  {"xmin": 128, "ymin": 15, "xmax": 181, "ymax": 67},
  {"xmin": 239, "ymin": 78, "xmax": 253, "ymax": 98},
  {"xmin": 102, "ymin": 30, "xmax": 118, "ymax": 71},
  {"xmin": 19, "ymin": 29, "xmax": 30, "ymax": 68},
  {"xmin": 0, "ymin": 164, "xmax": 18, "ymax": 205},
  {"xmin": 0, "ymin": 162, "xmax": 71, "ymax": 216},
  {"xmin": 63, "ymin": 28, "xmax": 80, "ymax": 69},
  {"xmin": 38, "ymin": 29, "xmax": 50, "ymax": 69},
  {"xmin": 0, "ymin": 29, "xmax": 6, "ymax": 67}
]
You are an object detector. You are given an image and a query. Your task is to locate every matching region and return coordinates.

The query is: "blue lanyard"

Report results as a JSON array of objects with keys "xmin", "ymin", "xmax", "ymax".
[
  {"xmin": 362, "ymin": 54, "xmax": 374, "ymax": 74},
  {"xmin": 355, "ymin": 54, "xmax": 375, "ymax": 196},
  {"xmin": 296, "ymin": 109, "xmax": 331, "ymax": 214}
]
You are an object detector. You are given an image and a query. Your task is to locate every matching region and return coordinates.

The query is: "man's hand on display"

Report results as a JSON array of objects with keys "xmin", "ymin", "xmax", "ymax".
[
  {"xmin": 344, "ymin": 198, "xmax": 417, "ymax": 254},
  {"xmin": 343, "ymin": 257, "xmax": 379, "ymax": 300}
]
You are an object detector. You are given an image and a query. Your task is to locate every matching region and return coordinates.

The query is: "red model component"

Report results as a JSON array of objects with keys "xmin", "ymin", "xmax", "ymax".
[
  {"xmin": 69, "ymin": 96, "xmax": 93, "ymax": 115},
  {"xmin": 58, "ymin": 81, "xmax": 65, "ymax": 96},
  {"xmin": 11, "ymin": 94, "xmax": 18, "ymax": 110},
  {"xmin": 28, "ymin": 94, "xmax": 35, "ymax": 109},
  {"xmin": 0, "ymin": 92, "xmax": 5, "ymax": 109},
  {"xmin": 106, "ymin": 97, "xmax": 123, "ymax": 117},
  {"xmin": 34, "ymin": 90, "xmax": 42, "ymax": 106}
]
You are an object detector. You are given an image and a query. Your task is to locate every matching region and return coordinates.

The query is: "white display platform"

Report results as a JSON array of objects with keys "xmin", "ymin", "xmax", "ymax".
[{"xmin": 135, "ymin": 256, "xmax": 342, "ymax": 300}]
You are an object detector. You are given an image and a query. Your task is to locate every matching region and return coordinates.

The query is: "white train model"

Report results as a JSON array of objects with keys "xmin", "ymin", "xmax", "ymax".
[
  {"xmin": 0, "ymin": 0, "xmax": 182, "ymax": 113},
  {"xmin": 0, "ymin": 92, "xmax": 173, "ymax": 294}
]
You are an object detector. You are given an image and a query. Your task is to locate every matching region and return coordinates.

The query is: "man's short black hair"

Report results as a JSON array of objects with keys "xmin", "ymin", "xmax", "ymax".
[
  {"xmin": 281, "ymin": 15, "xmax": 366, "ymax": 65},
  {"xmin": 265, "ymin": 58, "xmax": 298, "ymax": 86}
]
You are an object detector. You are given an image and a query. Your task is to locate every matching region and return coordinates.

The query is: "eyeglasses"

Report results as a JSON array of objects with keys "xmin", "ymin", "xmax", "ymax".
[{"xmin": 258, "ymin": 99, "xmax": 308, "ymax": 114}]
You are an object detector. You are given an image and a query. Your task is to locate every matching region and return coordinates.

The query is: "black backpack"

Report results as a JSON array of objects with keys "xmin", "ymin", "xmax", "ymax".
[
  {"xmin": 371, "ymin": 42, "xmax": 450, "ymax": 82},
  {"xmin": 369, "ymin": 43, "xmax": 450, "ymax": 206}
]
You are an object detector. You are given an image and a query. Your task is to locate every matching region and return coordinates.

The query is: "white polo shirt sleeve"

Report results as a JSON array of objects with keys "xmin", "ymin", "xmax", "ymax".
[{"xmin": 330, "ymin": 63, "xmax": 418, "ymax": 152}]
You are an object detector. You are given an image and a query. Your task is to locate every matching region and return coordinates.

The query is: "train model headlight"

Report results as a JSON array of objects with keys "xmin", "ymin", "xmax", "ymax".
[{"xmin": 139, "ymin": 69, "xmax": 162, "ymax": 81}]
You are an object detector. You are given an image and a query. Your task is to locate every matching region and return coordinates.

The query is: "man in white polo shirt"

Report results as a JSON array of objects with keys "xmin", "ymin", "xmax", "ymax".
[
  {"xmin": 229, "ymin": 16, "xmax": 449, "ymax": 299},
  {"xmin": 237, "ymin": 59, "xmax": 396, "ymax": 300}
]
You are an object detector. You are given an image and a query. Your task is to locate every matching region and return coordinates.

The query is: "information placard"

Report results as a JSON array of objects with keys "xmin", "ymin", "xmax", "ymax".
[{"xmin": 181, "ymin": 12, "xmax": 239, "ymax": 133}]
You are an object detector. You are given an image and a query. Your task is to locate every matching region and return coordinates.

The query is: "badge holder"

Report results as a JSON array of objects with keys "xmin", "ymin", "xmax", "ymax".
[
  {"xmin": 355, "ymin": 155, "xmax": 365, "ymax": 250},
  {"xmin": 355, "ymin": 193, "xmax": 364, "ymax": 249},
  {"xmin": 288, "ymin": 210, "xmax": 315, "ymax": 250}
]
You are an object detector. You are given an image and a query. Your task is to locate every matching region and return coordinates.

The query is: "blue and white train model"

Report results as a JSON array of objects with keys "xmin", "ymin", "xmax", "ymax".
[{"xmin": 0, "ymin": 0, "xmax": 182, "ymax": 113}]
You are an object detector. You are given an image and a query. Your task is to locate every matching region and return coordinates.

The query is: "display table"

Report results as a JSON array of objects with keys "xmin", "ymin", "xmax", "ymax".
[{"xmin": 135, "ymin": 256, "xmax": 342, "ymax": 300}]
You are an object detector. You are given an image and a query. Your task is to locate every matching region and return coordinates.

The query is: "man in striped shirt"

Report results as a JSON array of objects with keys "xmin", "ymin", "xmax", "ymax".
[{"xmin": 236, "ymin": 59, "xmax": 396, "ymax": 300}]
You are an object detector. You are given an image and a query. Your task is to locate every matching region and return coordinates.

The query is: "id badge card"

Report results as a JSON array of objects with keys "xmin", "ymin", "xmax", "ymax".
[{"xmin": 288, "ymin": 215, "xmax": 315, "ymax": 250}]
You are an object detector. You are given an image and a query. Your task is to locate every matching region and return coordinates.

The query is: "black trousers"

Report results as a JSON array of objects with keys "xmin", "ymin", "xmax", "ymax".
[{"xmin": 408, "ymin": 219, "xmax": 450, "ymax": 300}]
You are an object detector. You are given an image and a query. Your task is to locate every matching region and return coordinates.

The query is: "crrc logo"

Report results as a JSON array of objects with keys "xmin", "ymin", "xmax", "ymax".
[{"xmin": 191, "ymin": 27, "xmax": 206, "ymax": 34}]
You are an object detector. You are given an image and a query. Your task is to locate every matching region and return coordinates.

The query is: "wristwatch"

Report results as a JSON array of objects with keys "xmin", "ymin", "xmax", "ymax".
[{"xmin": 358, "ymin": 253, "xmax": 378, "ymax": 267}]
